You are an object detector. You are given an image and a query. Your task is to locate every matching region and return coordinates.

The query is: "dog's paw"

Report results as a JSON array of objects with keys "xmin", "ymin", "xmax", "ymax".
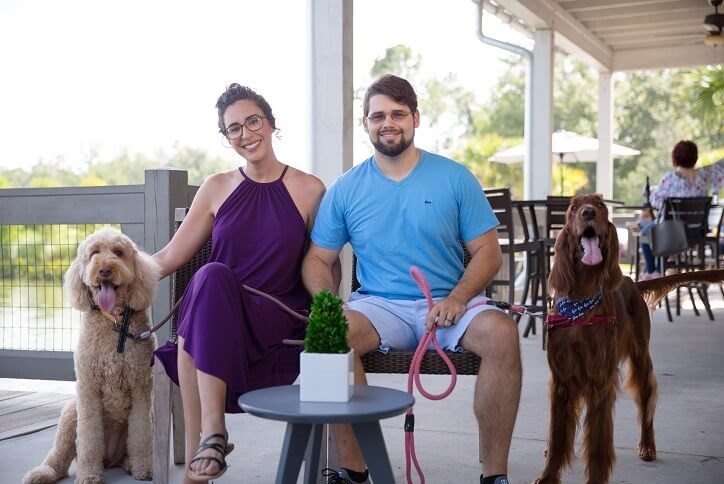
[
  {"xmin": 123, "ymin": 458, "xmax": 152, "ymax": 481},
  {"xmin": 74, "ymin": 474, "xmax": 103, "ymax": 484},
  {"xmin": 637, "ymin": 444, "xmax": 657, "ymax": 461},
  {"xmin": 22, "ymin": 464, "xmax": 62, "ymax": 484},
  {"xmin": 130, "ymin": 467, "xmax": 152, "ymax": 481}
]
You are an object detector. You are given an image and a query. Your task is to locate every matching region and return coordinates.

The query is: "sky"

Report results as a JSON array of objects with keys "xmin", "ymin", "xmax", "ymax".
[{"xmin": 0, "ymin": 0, "xmax": 529, "ymax": 174}]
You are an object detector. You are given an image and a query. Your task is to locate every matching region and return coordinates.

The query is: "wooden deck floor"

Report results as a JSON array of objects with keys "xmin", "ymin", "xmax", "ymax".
[{"xmin": 0, "ymin": 389, "xmax": 73, "ymax": 441}]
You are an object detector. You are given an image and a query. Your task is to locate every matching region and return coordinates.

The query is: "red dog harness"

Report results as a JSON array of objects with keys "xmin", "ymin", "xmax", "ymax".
[{"xmin": 546, "ymin": 313, "xmax": 615, "ymax": 330}]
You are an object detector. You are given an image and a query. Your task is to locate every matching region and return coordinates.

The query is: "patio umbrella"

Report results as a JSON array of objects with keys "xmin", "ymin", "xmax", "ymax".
[{"xmin": 489, "ymin": 129, "xmax": 640, "ymax": 194}]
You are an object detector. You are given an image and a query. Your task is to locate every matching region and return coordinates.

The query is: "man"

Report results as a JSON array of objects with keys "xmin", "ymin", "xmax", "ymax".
[{"xmin": 302, "ymin": 74, "xmax": 521, "ymax": 484}]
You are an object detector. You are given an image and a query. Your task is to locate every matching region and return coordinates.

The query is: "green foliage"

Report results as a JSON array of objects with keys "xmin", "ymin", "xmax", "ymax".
[
  {"xmin": 0, "ymin": 146, "xmax": 235, "ymax": 188},
  {"xmin": 474, "ymin": 57, "xmax": 526, "ymax": 138},
  {"xmin": 366, "ymin": 44, "xmax": 478, "ymax": 152},
  {"xmin": 554, "ymin": 57, "xmax": 597, "ymax": 136},
  {"xmin": 677, "ymin": 65, "xmax": 723, "ymax": 134},
  {"xmin": 614, "ymin": 67, "xmax": 723, "ymax": 204},
  {"xmin": 455, "ymin": 53, "xmax": 723, "ymax": 202},
  {"xmin": 304, "ymin": 290, "xmax": 349, "ymax": 354},
  {"xmin": 370, "ymin": 44, "xmax": 421, "ymax": 81},
  {"xmin": 0, "ymin": 224, "xmax": 112, "ymax": 283},
  {"xmin": 454, "ymin": 133, "xmax": 524, "ymax": 198}
]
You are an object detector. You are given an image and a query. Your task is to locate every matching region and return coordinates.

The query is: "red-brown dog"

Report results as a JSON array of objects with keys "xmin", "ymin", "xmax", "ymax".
[{"xmin": 536, "ymin": 194, "xmax": 724, "ymax": 484}]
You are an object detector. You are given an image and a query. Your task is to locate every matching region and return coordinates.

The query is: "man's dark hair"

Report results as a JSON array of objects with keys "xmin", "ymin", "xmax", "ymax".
[
  {"xmin": 215, "ymin": 83, "xmax": 276, "ymax": 134},
  {"xmin": 672, "ymin": 140, "xmax": 698, "ymax": 169},
  {"xmin": 362, "ymin": 74, "xmax": 418, "ymax": 117}
]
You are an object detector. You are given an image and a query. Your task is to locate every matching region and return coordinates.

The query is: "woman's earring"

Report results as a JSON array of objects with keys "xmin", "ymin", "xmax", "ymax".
[
  {"xmin": 222, "ymin": 136, "xmax": 232, "ymax": 148},
  {"xmin": 274, "ymin": 129, "xmax": 282, "ymax": 140}
]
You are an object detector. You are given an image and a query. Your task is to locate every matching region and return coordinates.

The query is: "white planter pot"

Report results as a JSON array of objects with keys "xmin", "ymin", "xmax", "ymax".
[{"xmin": 299, "ymin": 349, "xmax": 354, "ymax": 402}]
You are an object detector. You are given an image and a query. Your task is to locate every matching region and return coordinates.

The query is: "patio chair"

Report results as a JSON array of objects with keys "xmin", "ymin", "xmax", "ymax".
[
  {"xmin": 657, "ymin": 196, "xmax": 714, "ymax": 321},
  {"xmin": 544, "ymin": 195, "xmax": 571, "ymax": 278},
  {"xmin": 352, "ymin": 251, "xmax": 482, "ymax": 375},
  {"xmin": 483, "ymin": 188, "xmax": 547, "ymax": 345},
  {"xmin": 705, "ymin": 205, "xmax": 724, "ymax": 297},
  {"xmin": 705, "ymin": 204, "xmax": 724, "ymax": 270}
]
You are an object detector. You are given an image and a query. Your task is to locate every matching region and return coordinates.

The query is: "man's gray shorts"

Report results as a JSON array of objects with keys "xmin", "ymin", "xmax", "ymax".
[{"xmin": 346, "ymin": 292, "xmax": 503, "ymax": 353}]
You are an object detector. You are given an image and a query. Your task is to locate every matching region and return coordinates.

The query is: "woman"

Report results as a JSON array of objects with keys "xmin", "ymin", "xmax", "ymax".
[
  {"xmin": 153, "ymin": 84, "xmax": 326, "ymax": 482},
  {"xmin": 640, "ymin": 140, "xmax": 723, "ymax": 279}
]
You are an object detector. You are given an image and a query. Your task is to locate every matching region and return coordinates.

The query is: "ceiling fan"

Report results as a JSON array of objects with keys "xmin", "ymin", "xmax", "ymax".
[{"xmin": 704, "ymin": 0, "xmax": 724, "ymax": 46}]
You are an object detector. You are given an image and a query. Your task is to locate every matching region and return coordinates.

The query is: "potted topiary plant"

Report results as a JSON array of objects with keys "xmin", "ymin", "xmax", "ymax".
[{"xmin": 299, "ymin": 290, "xmax": 354, "ymax": 402}]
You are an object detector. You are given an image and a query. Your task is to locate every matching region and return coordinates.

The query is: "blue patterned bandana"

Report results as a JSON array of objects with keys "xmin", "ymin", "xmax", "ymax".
[{"xmin": 554, "ymin": 292, "xmax": 603, "ymax": 321}]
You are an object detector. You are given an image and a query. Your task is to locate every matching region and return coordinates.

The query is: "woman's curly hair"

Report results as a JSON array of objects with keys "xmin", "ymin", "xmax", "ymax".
[{"xmin": 215, "ymin": 83, "xmax": 277, "ymax": 135}]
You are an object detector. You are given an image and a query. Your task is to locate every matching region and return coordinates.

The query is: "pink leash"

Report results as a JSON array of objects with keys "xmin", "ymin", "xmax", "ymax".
[
  {"xmin": 405, "ymin": 267, "xmax": 493, "ymax": 483},
  {"xmin": 404, "ymin": 267, "xmax": 456, "ymax": 484}
]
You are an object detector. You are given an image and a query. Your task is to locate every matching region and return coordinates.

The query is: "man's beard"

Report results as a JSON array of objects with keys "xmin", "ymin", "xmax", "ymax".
[{"xmin": 372, "ymin": 130, "xmax": 414, "ymax": 157}]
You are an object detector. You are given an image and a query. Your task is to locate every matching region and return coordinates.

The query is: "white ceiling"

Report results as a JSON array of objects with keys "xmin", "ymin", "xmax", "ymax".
[{"xmin": 488, "ymin": 0, "xmax": 724, "ymax": 71}]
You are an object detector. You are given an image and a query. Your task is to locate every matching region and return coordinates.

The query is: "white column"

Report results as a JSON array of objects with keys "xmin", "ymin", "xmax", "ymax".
[
  {"xmin": 529, "ymin": 29, "xmax": 554, "ymax": 199},
  {"xmin": 309, "ymin": 0, "xmax": 353, "ymax": 187},
  {"xmin": 597, "ymin": 71, "xmax": 614, "ymax": 200},
  {"xmin": 309, "ymin": 0, "xmax": 354, "ymax": 301}
]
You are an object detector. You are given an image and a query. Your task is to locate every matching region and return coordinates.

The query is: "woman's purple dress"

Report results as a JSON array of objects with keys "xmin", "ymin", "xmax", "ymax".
[{"xmin": 154, "ymin": 166, "xmax": 309, "ymax": 412}]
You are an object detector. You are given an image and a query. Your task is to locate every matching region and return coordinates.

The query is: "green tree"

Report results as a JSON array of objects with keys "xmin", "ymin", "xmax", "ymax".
[
  {"xmin": 369, "ymin": 44, "xmax": 421, "ymax": 81},
  {"xmin": 554, "ymin": 57, "xmax": 597, "ymax": 135},
  {"xmin": 460, "ymin": 57, "xmax": 723, "ymax": 202},
  {"xmin": 676, "ymin": 65, "xmax": 723, "ymax": 148},
  {"xmin": 473, "ymin": 57, "xmax": 525, "ymax": 138},
  {"xmin": 0, "ymin": 145, "xmax": 236, "ymax": 188},
  {"xmin": 365, "ymin": 44, "xmax": 479, "ymax": 152},
  {"xmin": 165, "ymin": 146, "xmax": 235, "ymax": 185},
  {"xmin": 615, "ymin": 67, "xmax": 723, "ymax": 204}
]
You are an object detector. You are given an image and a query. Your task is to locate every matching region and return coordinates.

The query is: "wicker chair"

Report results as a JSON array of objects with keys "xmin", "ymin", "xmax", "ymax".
[
  {"xmin": 353, "ymin": 252, "xmax": 482, "ymax": 375},
  {"xmin": 151, "ymin": 217, "xmax": 213, "ymax": 484}
]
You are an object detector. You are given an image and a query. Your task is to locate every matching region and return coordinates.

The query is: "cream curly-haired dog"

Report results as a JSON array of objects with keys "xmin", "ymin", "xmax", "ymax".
[{"xmin": 23, "ymin": 228, "xmax": 159, "ymax": 484}]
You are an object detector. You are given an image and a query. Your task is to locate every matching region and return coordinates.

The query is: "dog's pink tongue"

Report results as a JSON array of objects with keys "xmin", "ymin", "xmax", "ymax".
[
  {"xmin": 98, "ymin": 282, "xmax": 116, "ymax": 313},
  {"xmin": 581, "ymin": 236, "xmax": 603, "ymax": 265}
]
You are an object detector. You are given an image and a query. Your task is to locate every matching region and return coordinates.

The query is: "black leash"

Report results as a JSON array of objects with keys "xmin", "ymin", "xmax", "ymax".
[
  {"xmin": 115, "ymin": 306, "xmax": 134, "ymax": 353},
  {"xmin": 485, "ymin": 299, "xmax": 547, "ymax": 319}
]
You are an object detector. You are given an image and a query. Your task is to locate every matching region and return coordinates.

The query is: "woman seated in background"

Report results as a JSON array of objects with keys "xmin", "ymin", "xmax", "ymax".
[{"xmin": 640, "ymin": 140, "xmax": 724, "ymax": 280}]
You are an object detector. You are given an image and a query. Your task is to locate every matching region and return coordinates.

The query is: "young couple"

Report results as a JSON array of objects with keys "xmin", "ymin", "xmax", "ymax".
[{"xmin": 154, "ymin": 75, "xmax": 520, "ymax": 484}]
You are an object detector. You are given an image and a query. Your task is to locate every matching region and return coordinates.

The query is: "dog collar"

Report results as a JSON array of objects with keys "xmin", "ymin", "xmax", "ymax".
[
  {"xmin": 554, "ymin": 293, "xmax": 602, "ymax": 320},
  {"xmin": 546, "ymin": 292, "xmax": 615, "ymax": 330}
]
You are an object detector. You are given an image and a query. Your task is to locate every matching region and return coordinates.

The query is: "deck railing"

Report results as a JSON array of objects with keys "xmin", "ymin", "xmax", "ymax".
[{"xmin": 0, "ymin": 169, "xmax": 197, "ymax": 380}]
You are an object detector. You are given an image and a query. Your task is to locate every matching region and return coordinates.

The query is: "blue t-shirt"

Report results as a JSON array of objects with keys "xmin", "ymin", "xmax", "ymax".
[{"xmin": 311, "ymin": 149, "xmax": 499, "ymax": 300}]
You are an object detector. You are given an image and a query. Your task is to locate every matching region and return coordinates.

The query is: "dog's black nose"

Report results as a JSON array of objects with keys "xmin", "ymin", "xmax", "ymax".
[
  {"xmin": 99, "ymin": 268, "xmax": 112, "ymax": 278},
  {"xmin": 581, "ymin": 207, "xmax": 596, "ymax": 221}
]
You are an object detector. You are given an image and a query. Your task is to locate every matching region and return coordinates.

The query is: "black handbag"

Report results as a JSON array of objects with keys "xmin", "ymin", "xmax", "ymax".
[{"xmin": 650, "ymin": 202, "xmax": 689, "ymax": 257}]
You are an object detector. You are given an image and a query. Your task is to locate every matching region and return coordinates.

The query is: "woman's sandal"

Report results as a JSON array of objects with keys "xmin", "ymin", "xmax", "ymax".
[{"xmin": 187, "ymin": 432, "xmax": 232, "ymax": 481}]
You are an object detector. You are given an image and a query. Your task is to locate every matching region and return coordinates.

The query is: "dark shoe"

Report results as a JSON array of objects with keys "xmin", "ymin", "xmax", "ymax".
[
  {"xmin": 481, "ymin": 475, "xmax": 510, "ymax": 484},
  {"xmin": 187, "ymin": 432, "xmax": 230, "ymax": 481},
  {"xmin": 322, "ymin": 467, "xmax": 370, "ymax": 484}
]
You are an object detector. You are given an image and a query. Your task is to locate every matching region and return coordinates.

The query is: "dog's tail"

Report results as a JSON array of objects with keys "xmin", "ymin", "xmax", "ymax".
[
  {"xmin": 635, "ymin": 268, "xmax": 724, "ymax": 308},
  {"xmin": 22, "ymin": 399, "xmax": 77, "ymax": 484}
]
